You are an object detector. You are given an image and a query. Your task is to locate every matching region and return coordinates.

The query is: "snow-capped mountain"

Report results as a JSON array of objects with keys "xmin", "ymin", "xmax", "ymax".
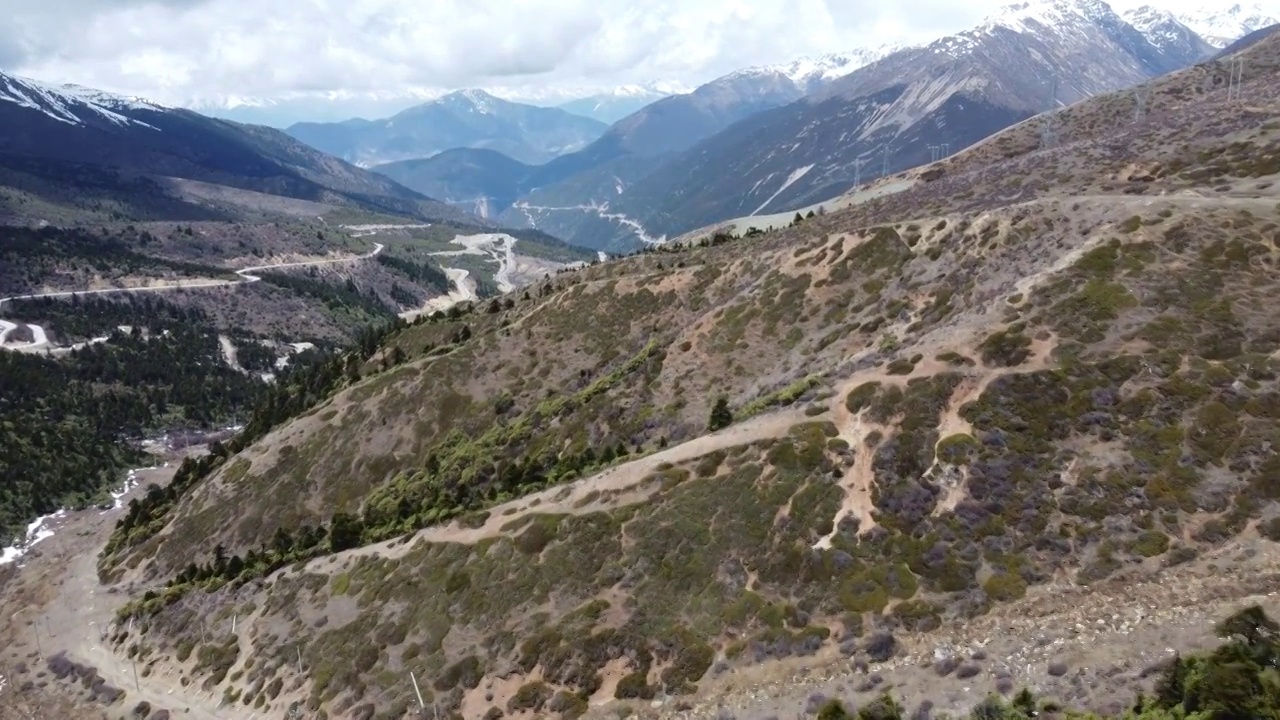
[
  {"xmin": 736, "ymin": 45, "xmax": 905, "ymax": 93},
  {"xmin": 1122, "ymin": 6, "xmax": 1217, "ymax": 60},
  {"xmin": 1177, "ymin": 3, "xmax": 1280, "ymax": 47},
  {"xmin": 286, "ymin": 89, "xmax": 608, "ymax": 167},
  {"xmin": 0, "ymin": 73, "xmax": 166, "ymax": 130},
  {"xmin": 0, "ymin": 70, "xmax": 472, "ymax": 224},
  {"xmin": 514, "ymin": 0, "xmax": 1221, "ymax": 249}
]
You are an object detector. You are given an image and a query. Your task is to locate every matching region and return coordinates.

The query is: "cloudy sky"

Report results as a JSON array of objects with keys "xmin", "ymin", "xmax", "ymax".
[{"xmin": 0, "ymin": 0, "xmax": 1249, "ymax": 121}]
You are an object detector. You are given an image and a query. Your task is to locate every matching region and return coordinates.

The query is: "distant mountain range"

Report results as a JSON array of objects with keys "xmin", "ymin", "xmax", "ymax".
[
  {"xmin": 1175, "ymin": 2, "xmax": 1279, "ymax": 46},
  {"xmin": 373, "ymin": 0, "xmax": 1246, "ymax": 251},
  {"xmin": 554, "ymin": 84, "xmax": 687, "ymax": 124},
  {"xmin": 285, "ymin": 90, "xmax": 608, "ymax": 167},
  {"xmin": 0, "ymin": 73, "xmax": 474, "ymax": 225}
]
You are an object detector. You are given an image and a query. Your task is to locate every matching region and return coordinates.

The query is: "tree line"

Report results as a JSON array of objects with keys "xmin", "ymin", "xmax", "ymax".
[{"xmin": 0, "ymin": 320, "xmax": 265, "ymax": 545}]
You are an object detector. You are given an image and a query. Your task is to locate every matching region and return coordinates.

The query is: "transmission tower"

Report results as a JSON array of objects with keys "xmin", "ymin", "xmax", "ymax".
[
  {"xmin": 853, "ymin": 156, "xmax": 866, "ymax": 188},
  {"xmin": 1133, "ymin": 86, "xmax": 1150, "ymax": 123},
  {"xmin": 1047, "ymin": 77, "xmax": 1059, "ymax": 111},
  {"xmin": 1040, "ymin": 116, "xmax": 1059, "ymax": 150},
  {"xmin": 881, "ymin": 145, "xmax": 890, "ymax": 178},
  {"xmin": 1226, "ymin": 58, "xmax": 1245, "ymax": 103}
]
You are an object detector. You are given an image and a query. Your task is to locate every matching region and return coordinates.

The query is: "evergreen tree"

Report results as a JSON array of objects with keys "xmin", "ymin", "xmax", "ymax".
[
  {"xmin": 708, "ymin": 397, "xmax": 733, "ymax": 431},
  {"xmin": 329, "ymin": 512, "xmax": 363, "ymax": 552}
]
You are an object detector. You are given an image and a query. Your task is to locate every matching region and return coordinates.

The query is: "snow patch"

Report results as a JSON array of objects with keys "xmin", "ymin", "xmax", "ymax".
[
  {"xmin": 0, "ymin": 73, "xmax": 161, "ymax": 130},
  {"xmin": 1, "ymin": 510, "xmax": 65, "ymax": 566},
  {"xmin": 752, "ymin": 165, "xmax": 815, "ymax": 215}
]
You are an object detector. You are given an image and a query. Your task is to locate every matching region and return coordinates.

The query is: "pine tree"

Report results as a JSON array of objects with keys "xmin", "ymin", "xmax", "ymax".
[{"xmin": 708, "ymin": 397, "xmax": 733, "ymax": 431}]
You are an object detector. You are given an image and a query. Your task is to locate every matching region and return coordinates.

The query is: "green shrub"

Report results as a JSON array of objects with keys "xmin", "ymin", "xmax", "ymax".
[
  {"xmin": 979, "ymin": 326, "xmax": 1033, "ymax": 367},
  {"xmin": 845, "ymin": 382, "xmax": 881, "ymax": 414},
  {"xmin": 615, "ymin": 672, "xmax": 653, "ymax": 699},
  {"xmin": 507, "ymin": 681, "xmax": 552, "ymax": 712},
  {"xmin": 885, "ymin": 358, "xmax": 916, "ymax": 375},
  {"xmin": 983, "ymin": 572, "xmax": 1028, "ymax": 602},
  {"xmin": 1129, "ymin": 530, "xmax": 1170, "ymax": 558},
  {"xmin": 936, "ymin": 433, "xmax": 979, "ymax": 465}
]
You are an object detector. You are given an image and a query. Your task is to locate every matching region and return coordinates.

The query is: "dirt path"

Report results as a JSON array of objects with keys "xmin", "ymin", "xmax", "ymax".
[
  {"xmin": 308, "ymin": 406, "xmax": 812, "ymax": 571},
  {"xmin": 0, "ymin": 465, "xmax": 228, "ymax": 719}
]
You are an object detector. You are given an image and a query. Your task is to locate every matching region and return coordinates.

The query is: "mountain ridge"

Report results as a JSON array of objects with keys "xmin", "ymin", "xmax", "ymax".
[
  {"xmin": 478, "ymin": 0, "xmax": 1228, "ymax": 250},
  {"xmin": 0, "ymin": 71, "xmax": 479, "ymax": 225},
  {"xmin": 285, "ymin": 90, "xmax": 607, "ymax": 167}
]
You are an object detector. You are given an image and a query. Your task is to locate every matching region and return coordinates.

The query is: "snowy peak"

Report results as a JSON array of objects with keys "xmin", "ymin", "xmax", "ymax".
[
  {"xmin": 732, "ymin": 46, "xmax": 903, "ymax": 93},
  {"xmin": 977, "ymin": 0, "xmax": 1118, "ymax": 36},
  {"xmin": 1123, "ymin": 6, "xmax": 1215, "ymax": 57},
  {"xmin": 1176, "ymin": 3, "xmax": 1280, "ymax": 47},
  {"xmin": 438, "ymin": 89, "xmax": 502, "ymax": 114},
  {"xmin": 0, "ymin": 72, "xmax": 164, "ymax": 130}
]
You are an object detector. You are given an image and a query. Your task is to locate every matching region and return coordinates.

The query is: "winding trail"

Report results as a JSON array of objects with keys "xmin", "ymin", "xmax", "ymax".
[
  {"xmin": 0, "ymin": 243, "xmax": 383, "ymax": 353},
  {"xmin": 399, "ymin": 232, "xmax": 521, "ymax": 317},
  {"xmin": 514, "ymin": 200, "xmax": 667, "ymax": 246},
  {"xmin": 308, "ymin": 405, "xmax": 812, "ymax": 571}
]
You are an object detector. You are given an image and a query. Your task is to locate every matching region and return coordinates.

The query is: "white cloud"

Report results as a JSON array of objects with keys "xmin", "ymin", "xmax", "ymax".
[
  {"xmin": 0, "ymin": 0, "xmax": 1273, "ymax": 120},
  {"xmin": 0, "ymin": 0, "xmax": 1006, "ymax": 105}
]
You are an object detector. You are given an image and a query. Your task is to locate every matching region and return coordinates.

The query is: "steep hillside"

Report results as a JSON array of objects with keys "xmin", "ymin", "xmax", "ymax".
[
  {"xmin": 285, "ymin": 91, "xmax": 607, "ymax": 167},
  {"xmin": 58, "ymin": 31, "xmax": 1280, "ymax": 720},
  {"xmin": 0, "ymin": 73, "xmax": 473, "ymax": 226}
]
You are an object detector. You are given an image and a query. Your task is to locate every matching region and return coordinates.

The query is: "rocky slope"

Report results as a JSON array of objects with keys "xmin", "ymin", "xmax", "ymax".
[
  {"xmin": 68, "ymin": 30, "xmax": 1280, "ymax": 720},
  {"xmin": 286, "ymin": 90, "xmax": 608, "ymax": 167}
]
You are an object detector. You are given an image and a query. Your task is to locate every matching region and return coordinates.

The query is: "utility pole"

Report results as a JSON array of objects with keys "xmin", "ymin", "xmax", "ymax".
[
  {"xmin": 1040, "ymin": 116, "xmax": 1059, "ymax": 150},
  {"xmin": 1134, "ymin": 86, "xmax": 1149, "ymax": 123}
]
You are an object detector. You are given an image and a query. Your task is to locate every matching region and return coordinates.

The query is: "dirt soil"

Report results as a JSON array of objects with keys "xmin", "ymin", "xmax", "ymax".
[{"xmin": 0, "ymin": 463, "xmax": 229, "ymax": 720}]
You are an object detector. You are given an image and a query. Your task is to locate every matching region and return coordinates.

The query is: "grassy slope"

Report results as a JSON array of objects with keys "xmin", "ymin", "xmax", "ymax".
[{"xmin": 98, "ymin": 37, "xmax": 1280, "ymax": 720}]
